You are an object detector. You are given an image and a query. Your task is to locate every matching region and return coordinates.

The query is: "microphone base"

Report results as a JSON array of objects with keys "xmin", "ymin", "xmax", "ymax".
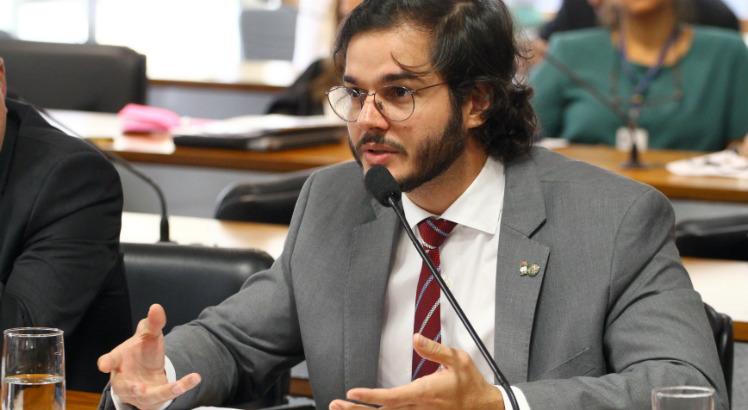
[{"xmin": 619, "ymin": 159, "xmax": 650, "ymax": 169}]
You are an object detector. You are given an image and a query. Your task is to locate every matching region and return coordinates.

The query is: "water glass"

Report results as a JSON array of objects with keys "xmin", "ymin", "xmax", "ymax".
[
  {"xmin": 652, "ymin": 386, "xmax": 714, "ymax": 410},
  {"xmin": 1, "ymin": 328, "xmax": 65, "ymax": 410}
]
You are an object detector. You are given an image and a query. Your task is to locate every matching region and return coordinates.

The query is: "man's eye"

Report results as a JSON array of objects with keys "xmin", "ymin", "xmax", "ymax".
[
  {"xmin": 382, "ymin": 86, "xmax": 412, "ymax": 100},
  {"xmin": 345, "ymin": 88, "xmax": 365, "ymax": 98}
]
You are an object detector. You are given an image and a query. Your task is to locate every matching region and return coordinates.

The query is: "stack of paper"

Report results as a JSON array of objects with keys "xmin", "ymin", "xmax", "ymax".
[
  {"xmin": 172, "ymin": 114, "xmax": 346, "ymax": 151},
  {"xmin": 666, "ymin": 150, "xmax": 748, "ymax": 179}
]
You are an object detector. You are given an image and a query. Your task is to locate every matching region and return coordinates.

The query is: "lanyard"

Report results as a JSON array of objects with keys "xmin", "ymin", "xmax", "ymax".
[{"xmin": 616, "ymin": 26, "xmax": 681, "ymax": 121}]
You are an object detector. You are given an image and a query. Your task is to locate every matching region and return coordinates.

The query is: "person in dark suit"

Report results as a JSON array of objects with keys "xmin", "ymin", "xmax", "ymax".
[
  {"xmin": 0, "ymin": 57, "xmax": 131, "ymax": 392},
  {"xmin": 266, "ymin": 0, "xmax": 364, "ymax": 117}
]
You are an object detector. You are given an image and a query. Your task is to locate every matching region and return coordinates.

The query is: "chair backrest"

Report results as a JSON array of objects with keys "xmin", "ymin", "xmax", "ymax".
[
  {"xmin": 121, "ymin": 243, "xmax": 289, "ymax": 408},
  {"xmin": 675, "ymin": 214, "xmax": 748, "ymax": 261},
  {"xmin": 703, "ymin": 303, "xmax": 734, "ymax": 404},
  {"xmin": 214, "ymin": 168, "xmax": 315, "ymax": 224},
  {"xmin": 0, "ymin": 39, "xmax": 146, "ymax": 112},
  {"xmin": 121, "ymin": 242, "xmax": 273, "ymax": 332},
  {"xmin": 240, "ymin": 6, "xmax": 297, "ymax": 61}
]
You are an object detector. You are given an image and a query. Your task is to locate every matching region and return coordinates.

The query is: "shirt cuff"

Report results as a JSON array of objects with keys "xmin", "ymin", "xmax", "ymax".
[
  {"xmin": 496, "ymin": 385, "xmax": 531, "ymax": 410},
  {"xmin": 111, "ymin": 356, "xmax": 177, "ymax": 410}
]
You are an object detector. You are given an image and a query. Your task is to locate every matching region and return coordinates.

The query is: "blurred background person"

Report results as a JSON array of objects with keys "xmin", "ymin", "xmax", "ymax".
[
  {"xmin": 529, "ymin": 0, "xmax": 748, "ymax": 151},
  {"xmin": 528, "ymin": 0, "xmax": 738, "ymax": 66},
  {"xmin": 268, "ymin": 0, "xmax": 363, "ymax": 116}
]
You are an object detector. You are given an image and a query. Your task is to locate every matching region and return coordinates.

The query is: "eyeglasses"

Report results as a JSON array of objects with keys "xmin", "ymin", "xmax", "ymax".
[{"xmin": 326, "ymin": 83, "xmax": 446, "ymax": 122}]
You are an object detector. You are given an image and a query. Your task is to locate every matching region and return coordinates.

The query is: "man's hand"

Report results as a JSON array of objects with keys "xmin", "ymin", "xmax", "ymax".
[
  {"xmin": 97, "ymin": 304, "xmax": 201, "ymax": 410},
  {"xmin": 329, "ymin": 334, "xmax": 504, "ymax": 410}
]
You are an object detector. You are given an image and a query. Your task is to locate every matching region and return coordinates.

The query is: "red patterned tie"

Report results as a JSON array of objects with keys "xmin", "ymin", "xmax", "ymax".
[{"xmin": 412, "ymin": 217, "xmax": 456, "ymax": 380}]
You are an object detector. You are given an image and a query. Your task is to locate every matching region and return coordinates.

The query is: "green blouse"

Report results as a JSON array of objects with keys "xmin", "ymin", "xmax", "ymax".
[{"xmin": 529, "ymin": 27, "xmax": 748, "ymax": 151}]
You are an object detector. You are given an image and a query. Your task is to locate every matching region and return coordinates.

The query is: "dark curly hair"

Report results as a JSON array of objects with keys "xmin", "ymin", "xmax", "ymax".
[{"xmin": 333, "ymin": 0, "xmax": 536, "ymax": 163}]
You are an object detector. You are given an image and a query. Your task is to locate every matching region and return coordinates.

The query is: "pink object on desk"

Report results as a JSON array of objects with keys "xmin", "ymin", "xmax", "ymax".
[{"xmin": 118, "ymin": 103, "xmax": 181, "ymax": 133}]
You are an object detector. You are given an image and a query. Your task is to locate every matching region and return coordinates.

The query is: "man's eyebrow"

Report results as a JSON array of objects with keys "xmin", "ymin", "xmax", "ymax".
[
  {"xmin": 382, "ymin": 72, "xmax": 422, "ymax": 82},
  {"xmin": 342, "ymin": 72, "xmax": 424, "ymax": 86}
]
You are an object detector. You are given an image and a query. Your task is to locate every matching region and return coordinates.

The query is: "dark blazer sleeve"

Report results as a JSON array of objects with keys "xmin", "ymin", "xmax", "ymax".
[{"xmin": 0, "ymin": 150, "xmax": 123, "ymax": 335}]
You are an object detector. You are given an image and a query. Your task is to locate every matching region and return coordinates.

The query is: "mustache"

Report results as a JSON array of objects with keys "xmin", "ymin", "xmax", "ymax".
[{"xmin": 355, "ymin": 133, "xmax": 407, "ymax": 155}]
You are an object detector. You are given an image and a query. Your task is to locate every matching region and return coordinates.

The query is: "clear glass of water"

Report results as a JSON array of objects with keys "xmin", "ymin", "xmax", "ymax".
[
  {"xmin": 652, "ymin": 386, "xmax": 715, "ymax": 410},
  {"xmin": 1, "ymin": 328, "xmax": 65, "ymax": 410}
]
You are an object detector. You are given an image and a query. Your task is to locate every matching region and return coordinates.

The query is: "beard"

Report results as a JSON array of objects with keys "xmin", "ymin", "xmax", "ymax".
[{"xmin": 349, "ymin": 106, "xmax": 466, "ymax": 193}]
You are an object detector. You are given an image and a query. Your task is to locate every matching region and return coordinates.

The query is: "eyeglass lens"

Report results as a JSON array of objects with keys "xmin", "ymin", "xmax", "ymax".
[{"xmin": 327, "ymin": 86, "xmax": 416, "ymax": 122}]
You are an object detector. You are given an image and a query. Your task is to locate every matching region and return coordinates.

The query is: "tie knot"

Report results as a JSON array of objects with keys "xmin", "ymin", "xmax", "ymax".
[{"xmin": 417, "ymin": 217, "xmax": 456, "ymax": 249}]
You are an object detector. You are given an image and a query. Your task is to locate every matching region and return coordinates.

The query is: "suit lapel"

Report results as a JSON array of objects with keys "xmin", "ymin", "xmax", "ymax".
[
  {"xmin": 493, "ymin": 154, "xmax": 550, "ymax": 384},
  {"xmin": 343, "ymin": 201, "xmax": 399, "ymax": 391}
]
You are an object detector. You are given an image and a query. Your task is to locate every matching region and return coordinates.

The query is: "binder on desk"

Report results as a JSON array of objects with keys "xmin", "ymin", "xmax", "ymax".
[{"xmin": 172, "ymin": 114, "xmax": 346, "ymax": 151}]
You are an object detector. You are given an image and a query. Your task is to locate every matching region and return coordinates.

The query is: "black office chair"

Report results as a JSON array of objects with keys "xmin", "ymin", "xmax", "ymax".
[
  {"xmin": 675, "ymin": 214, "xmax": 748, "ymax": 261},
  {"xmin": 703, "ymin": 303, "xmax": 734, "ymax": 404},
  {"xmin": 214, "ymin": 168, "xmax": 316, "ymax": 225},
  {"xmin": 121, "ymin": 242, "xmax": 289, "ymax": 409},
  {"xmin": 0, "ymin": 39, "xmax": 146, "ymax": 112}
]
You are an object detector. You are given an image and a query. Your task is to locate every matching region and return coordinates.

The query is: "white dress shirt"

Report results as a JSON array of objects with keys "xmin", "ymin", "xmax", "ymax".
[
  {"xmin": 377, "ymin": 156, "xmax": 529, "ymax": 409},
  {"xmin": 113, "ymin": 157, "xmax": 529, "ymax": 409}
]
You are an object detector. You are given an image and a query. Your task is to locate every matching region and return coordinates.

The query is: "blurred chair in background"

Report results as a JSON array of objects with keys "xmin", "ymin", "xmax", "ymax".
[
  {"xmin": 0, "ymin": 39, "xmax": 146, "ymax": 112},
  {"xmin": 121, "ymin": 242, "xmax": 289, "ymax": 409},
  {"xmin": 675, "ymin": 214, "xmax": 748, "ymax": 261},
  {"xmin": 214, "ymin": 168, "xmax": 316, "ymax": 225},
  {"xmin": 703, "ymin": 303, "xmax": 734, "ymax": 404}
]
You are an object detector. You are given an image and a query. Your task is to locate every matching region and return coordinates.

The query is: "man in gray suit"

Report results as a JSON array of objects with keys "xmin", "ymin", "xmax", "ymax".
[{"xmin": 98, "ymin": 0, "xmax": 727, "ymax": 409}]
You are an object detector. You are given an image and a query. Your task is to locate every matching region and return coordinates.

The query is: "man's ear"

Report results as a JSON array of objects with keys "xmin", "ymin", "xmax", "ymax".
[{"xmin": 463, "ymin": 83, "xmax": 491, "ymax": 130}]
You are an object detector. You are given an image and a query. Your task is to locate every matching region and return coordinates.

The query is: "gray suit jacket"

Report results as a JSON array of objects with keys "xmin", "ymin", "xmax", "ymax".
[{"xmin": 105, "ymin": 147, "xmax": 727, "ymax": 409}]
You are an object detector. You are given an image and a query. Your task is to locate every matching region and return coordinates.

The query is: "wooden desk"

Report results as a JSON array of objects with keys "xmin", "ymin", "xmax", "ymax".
[
  {"xmin": 148, "ymin": 60, "xmax": 297, "ymax": 93},
  {"xmin": 556, "ymin": 145, "xmax": 748, "ymax": 203},
  {"xmin": 51, "ymin": 109, "xmax": 748, "ymax": 201},
  {"xmin": 49, "ymin": 109, "xmax": 353, "ymax": 172},
  {"xmin": 68, "ymin": 390, "xmax": 100, "ymax": 410},
  {"xmin": 122, "ymin": 212, "xmax": 287, "ymax": 258},
  {"xmin": 122, "ymin": 212, "xmax": 748, "ymax": 342}
]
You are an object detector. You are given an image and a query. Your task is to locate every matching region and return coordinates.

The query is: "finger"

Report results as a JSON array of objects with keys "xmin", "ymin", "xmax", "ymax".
[
  {"xmin": 412, "ymin": 333, "xmax": 455, "ymax": 367},
  {"xmin": 347, "ymin": 384, "xmax": 422, "ymax": 408},
  {"xmin": 137, "ymin": 304, "xmax": 167, "ymax": 337},
  {"xmin": 329, "ymin": 399, "xmax": 380, "ymax": 410},
  {"xmin": 97, "ymin": 349, "xmax": 121, "ymax": 373},
  {"xmin": 125, "ymin": 373, "xmax": 201, "ymax": 407}
]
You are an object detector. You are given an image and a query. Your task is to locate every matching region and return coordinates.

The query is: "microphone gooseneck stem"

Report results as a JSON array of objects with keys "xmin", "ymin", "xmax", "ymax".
[
  {"xmin": 36, "ymin": 105, "xmax": 171, "ymax": 242},
  {"xmin": 387, "ymin": 196, "xmax": 520, "ymax": 410},
  {"xmin": 103, "ymin": 152, "xmax": 172, "ymax": 242}
]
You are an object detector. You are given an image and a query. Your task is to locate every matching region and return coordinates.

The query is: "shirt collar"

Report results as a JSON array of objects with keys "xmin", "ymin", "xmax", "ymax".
[{"xmin": 401, "ymin": 156, "xmax": 505, "ymax": 235}]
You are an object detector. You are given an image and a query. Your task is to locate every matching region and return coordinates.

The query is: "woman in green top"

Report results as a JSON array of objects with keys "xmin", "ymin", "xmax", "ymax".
[{"xmin": 529, "ymin": 0, "xmax": 748, "ymax": 151}]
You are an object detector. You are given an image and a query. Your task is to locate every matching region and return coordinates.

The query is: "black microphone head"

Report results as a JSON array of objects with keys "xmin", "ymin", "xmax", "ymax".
[{"xmin": 364, "ymin": 166, "xmax": 401, "ymax": 207}]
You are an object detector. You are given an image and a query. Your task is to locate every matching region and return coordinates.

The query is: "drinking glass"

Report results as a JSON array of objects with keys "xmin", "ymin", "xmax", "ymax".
[
  {"xmin": 652, "ymin": 386, "xmax": 714, "ymax": 410},
  {"xmin": 1, "ymin": 328, "xmax": 65, "ymax": 410}
]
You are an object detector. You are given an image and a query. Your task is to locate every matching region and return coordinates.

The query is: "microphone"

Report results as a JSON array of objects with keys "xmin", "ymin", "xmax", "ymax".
[
  {"xmin": 541, "ymin": 52, "xmax": 645, "ymax": 168},
  {"xmin": 30, "ymin": 102, "xmax": 172, "ymax": 243},
  {"xmin": 364, "ymin": 166, "xmax": 521, "ymax": 410}
]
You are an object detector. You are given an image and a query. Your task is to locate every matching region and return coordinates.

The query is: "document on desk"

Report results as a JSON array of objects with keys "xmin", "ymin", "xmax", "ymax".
[
  {"xmin": 172, "ymin": 114, "xmax": 346, "ymax": 151},
  {"xmin": 666, "ymin": 150, "xmax": 748, "ymax": 179}
]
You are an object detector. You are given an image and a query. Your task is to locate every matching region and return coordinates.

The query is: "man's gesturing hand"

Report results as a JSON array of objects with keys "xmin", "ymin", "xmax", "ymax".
[
  {"xmin": 97, "ymin": 304, "xmax": 201, "ymax": 410},
  {"xmin": 329, "ymin": 333, "xmax": 505, "ymax": 410}
]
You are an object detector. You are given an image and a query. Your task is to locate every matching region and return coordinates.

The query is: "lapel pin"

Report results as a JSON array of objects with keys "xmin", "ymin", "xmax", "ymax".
[{"xmin": 519, "ymin": 260, "xmax": 540, "ymax": 277}]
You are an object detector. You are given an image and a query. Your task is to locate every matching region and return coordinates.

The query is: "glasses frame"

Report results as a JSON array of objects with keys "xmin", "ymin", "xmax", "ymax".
[{"xmin": 326, "ymin": 82, "xmax": 446, "ymax": 123}]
